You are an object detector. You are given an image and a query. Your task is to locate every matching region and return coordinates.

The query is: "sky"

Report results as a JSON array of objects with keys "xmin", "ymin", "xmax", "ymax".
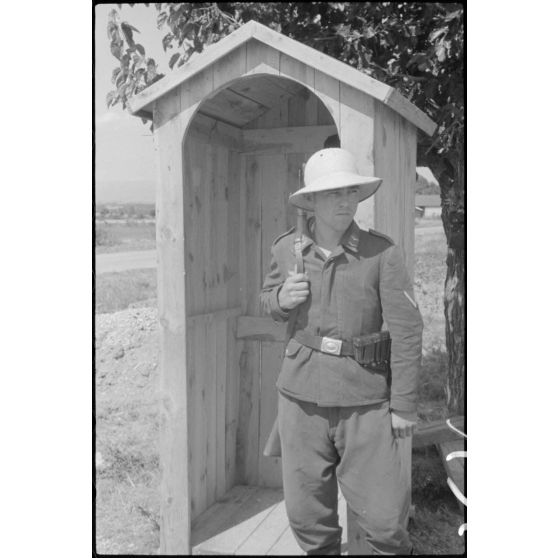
[{"xmin": 95, "ymin": 4, "xmax": 172, "ymax": 201}]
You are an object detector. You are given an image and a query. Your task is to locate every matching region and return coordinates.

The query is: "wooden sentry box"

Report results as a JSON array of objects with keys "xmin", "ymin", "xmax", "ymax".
[{"xmin": 129, "ymin": 20, "xmax": 435, "ymax": 554}]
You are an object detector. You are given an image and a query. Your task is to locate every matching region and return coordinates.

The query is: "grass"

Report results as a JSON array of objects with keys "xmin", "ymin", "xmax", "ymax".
[
  {"xmin": 95, "ymin": 217, "xmax": 465, "ymax": 554},
  {"xmin": 96, "ymin": 221, "xmax": 156, "ymax": 254},
  {"xmin": 95, "ymin": 269, "xmax": 157, "ymax": 314}
]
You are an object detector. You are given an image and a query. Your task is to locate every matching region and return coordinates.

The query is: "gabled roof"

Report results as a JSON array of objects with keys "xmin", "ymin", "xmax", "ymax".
[{"xmin": 129, "ymin": 20, "xmax": 436, "ymax": 136}]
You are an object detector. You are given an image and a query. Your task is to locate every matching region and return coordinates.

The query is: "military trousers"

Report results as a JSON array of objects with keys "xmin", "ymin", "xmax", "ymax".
[{"xmin": 277, "ymin": 392, "xmax": 412, "ymax": 555}]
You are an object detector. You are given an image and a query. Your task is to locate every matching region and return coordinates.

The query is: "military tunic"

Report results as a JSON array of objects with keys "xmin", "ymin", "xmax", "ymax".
[{"xmin": 260, "ymin": 219, "xmax": 423, "ymax": 413}]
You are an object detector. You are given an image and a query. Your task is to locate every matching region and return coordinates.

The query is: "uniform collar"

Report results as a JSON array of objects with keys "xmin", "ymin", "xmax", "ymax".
[
  {"xmin": 293, "ymin": 217, "xmax": 360, "ymax": 255},
  {"xmin": 341, "ymin": 221, "xmax": 361, "ymax": 253}
]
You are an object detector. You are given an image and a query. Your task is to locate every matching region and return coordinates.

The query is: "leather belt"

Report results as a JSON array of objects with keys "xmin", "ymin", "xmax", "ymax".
[{"xmin": 294, "ymin": 330, "xmax": 353, "ymax": 356}]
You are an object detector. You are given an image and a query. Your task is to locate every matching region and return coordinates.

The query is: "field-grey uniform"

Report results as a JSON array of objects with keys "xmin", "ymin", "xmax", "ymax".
[{"xmin": 260, "ymin": 218, "xmax": 423, "ymax": 555}]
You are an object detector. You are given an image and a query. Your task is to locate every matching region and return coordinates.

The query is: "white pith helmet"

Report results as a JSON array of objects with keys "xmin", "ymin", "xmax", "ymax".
[{"xmin": 289, "ymin": 148, "xmax": 383, "ymax": 211}]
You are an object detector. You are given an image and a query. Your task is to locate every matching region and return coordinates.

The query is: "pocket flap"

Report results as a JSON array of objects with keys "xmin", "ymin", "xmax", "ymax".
[{"xmin": 285, "ymin": 337, "xmax": 303, "ymax": 357}]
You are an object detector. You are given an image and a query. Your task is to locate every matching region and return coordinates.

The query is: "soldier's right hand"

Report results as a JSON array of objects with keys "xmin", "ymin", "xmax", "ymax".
[{"xmin": 278, "ymin": 268, "xmax": 310, "ymax": 310}]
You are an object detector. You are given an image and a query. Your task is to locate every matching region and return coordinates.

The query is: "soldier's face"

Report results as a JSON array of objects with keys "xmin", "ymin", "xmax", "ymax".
[{"xmin": 313, "ymin": 187, "xmax": 360, "ymax": 232}]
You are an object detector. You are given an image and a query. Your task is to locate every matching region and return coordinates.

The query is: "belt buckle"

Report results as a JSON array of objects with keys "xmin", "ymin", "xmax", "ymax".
[{"xmin": 321, "ymin": 336, "xmax": 342, "ymax": 356}]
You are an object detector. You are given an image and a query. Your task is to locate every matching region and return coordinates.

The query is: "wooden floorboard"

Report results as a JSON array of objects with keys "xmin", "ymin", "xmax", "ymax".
[{"xmin": 191, "ymin": 484, "xmax": 349, "ymax": 555}]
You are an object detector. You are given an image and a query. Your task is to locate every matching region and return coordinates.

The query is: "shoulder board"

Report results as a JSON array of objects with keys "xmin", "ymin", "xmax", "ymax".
[
  {"xmin": 368, "ymin": 228, "xmax": 395, "ymax": 245},
  {"xmin": 271, "ymin": 226, "xmax": 296, "ymax": 247}
]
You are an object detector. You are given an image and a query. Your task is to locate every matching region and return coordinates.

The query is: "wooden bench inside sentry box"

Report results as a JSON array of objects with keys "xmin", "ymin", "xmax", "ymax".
[{"xmin": 127, "ymin": 20, "xmax": 436, "ymax": 554}]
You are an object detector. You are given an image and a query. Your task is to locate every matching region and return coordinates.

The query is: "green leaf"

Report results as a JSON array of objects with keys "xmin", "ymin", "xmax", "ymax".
[
  {"xmin": 162, "ymin": 32, "xmax": 174, "ymax": 52},
  {"xmin": 169, "ymin": 52, "xmax": 180, "ymax": 69},
  {"xmin": 108, "ymin": 9, "xmax": 119, "ymax": 25},
  {"xmin": 121, "ymin": 23, "xmax": 135, "ymax": 47},
  {"xmin": 111, "ymin": 67, "xmax": 120, "ymax": 84},
  {"xmin": 157, "ymin": 11, "xmax": 168, "ymax": 29},
  {"xmin": 110, "ymin": 40, "xmax": 123, "ymax": 60},
  {"xmin": 107, "ymin": 22, "xmax": 118, "ymax": 40},
  {"xmin": 105, "ymin": 91, "xmax": 116, "ymax": 108},
  {"xmin": 135, "ymin": 43, "xmax": 145, "ymax": 56},
  {"xmin": 122, "ymin": 21, "xmax": 140, "ymax": 33}
]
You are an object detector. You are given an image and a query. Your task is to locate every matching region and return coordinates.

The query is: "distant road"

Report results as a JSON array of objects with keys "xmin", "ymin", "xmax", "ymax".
[
  {"xmin": 96, "ymin": 250, "xmax": 156, "ymax": 274},
  {"xmin": 96, "ymin": 224, "xmax": 443, "ymax": 274}
]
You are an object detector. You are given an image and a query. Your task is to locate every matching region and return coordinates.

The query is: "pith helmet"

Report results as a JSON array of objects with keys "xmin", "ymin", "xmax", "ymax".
[{"xmin": 289, "ymin": 148, "xmax": 383, "ymax": 211}]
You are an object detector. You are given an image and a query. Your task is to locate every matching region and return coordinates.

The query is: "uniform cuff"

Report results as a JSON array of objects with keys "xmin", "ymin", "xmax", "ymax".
[
  {"xmin": 389, "ymin": 397, "xmax": 417, "ymax": 414},
  {"xmin": 269, "ymin": 286, "xmax": 290, "ymax": 322},
  {"xmin": 390, "ymin": 409, "xmax": 418, "ymax": 422}
]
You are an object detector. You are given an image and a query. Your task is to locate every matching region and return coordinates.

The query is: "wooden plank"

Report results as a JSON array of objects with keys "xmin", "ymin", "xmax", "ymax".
[
  {"xmin": 305, "ymin": 91, "xmax": 319, "ymax": 126},
  {"xmin": 243, "ymin": 124, "xmax": 337, "ymax": 154},
  {"xmin": 191, "ymin": 487, "xmax": 284, "ymax": 555},
  {"xmin": 317, "ymin": 98, "xmax": 333, "ymax": 125},
  {"xmin": 225, "ymin": 316, "xmax": 239, "ymax": 491},
  {"xmin": 188, "ymin": 113, "xmax": 244, "ymax": 151},
  {"xmin": 184, "ymin": 137, "xmax": 203, "ymax": 316},
  {"xmin": 258, "ymin": 91, "xmax": 290, "ymax": 129},
  {"xmin": 237, "ymin": 153, "xmax": 262, "ymax": 485},
  {"xmin": 152, "ymin": 89, "xmax": 191, "ymax": 554},
  {"xmin": 205, "ymin": 314, "xmax": 218, "ymax": 509},
  {"xmin": 212, "ymin": 144, "xmax": 228, "ymax": 503},
  {"xmin": 339, "ymin": 83, "xmax": 377, "ymax": 232},
  {"xmin": 202, "ymin": 88, "xmax": 268, "ymax": 127},
  {"xmin": 373, "ymin": 102, "xmax": 420, "ymax": 273},
  {"xmin": 400, "ymin": 118, "xmax": 417, "ymax": 279},
  {"xmin": 313, "ymin": 68, "xmax": 340, "ymax": 132},
  {"xmin": 225, "ymin": 150, "xmax": 241, "ymax": 492},
  {"xmin": 413, "ymin": 416, "xmax": 465, "ymax": 448},
  {"xmin": 191, "ymin": 485, "xmax": 261, "ymax": 549},
  {"xmin": 259, "ymin": 153, "xmax": 288, "ymax": 488},
  {"xmin": 235, "ymin": 498, "xmax": 289, "ymax": 555},
  {"xmin": 246, "ymin": 38, "xmax": 280, "ymax": 77},
  {"xmin": 211, "ymin": 42, "xmax": 247, "ymax": 91},
  {"xmin": 227, "ymin": 151, "xmax": 242, "ymax": 308},
  {"xmin": 189, "ymin": 307, "xmax": 242, "ymax": 323},
  {"xmin": 215, "ymin": 317, "xmax": 227, "ymax": 500},
  {"xmin": 214, "ymin": 144, "xmax": 229, "ymax": 312},
  {"xmin": 236, "ymin": 315, "xmax": 287, "ymax": 341},
  {"xmin": 190, "ymin": 318, "xmax": 208, "ymax": 520},
  {"xmin": 229, "ymin": 74, "xmax": 295, "ymax": 110},
  {"xmin": 278, "ymin": 52, "xmax": 315, "ymax": 91},
  {"xmin": 267, "ymin": 523, "xmax": 301, "ymax": 556}
]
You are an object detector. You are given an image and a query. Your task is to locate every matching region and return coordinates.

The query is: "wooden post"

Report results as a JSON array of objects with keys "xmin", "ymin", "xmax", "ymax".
[{"xmin": 153, "ymin": 89, "xmax": 191, "ymax": 554}]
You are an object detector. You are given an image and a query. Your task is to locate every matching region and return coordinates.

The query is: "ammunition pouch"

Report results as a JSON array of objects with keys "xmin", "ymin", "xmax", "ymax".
[{"xmin": 352, "ymin": 331, "xmax": 391, "ymax": 369}]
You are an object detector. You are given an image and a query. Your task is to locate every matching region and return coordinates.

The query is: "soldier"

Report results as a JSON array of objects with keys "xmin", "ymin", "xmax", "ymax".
[{"xmin": 260, "ymin": 147, "xmax": 423, "ymax": 555}]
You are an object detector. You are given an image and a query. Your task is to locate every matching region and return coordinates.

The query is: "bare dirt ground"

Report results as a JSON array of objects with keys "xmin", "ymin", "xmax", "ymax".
[{"xmin": 94, "ymin": 219, "xmax": 465, "ymax": 554}]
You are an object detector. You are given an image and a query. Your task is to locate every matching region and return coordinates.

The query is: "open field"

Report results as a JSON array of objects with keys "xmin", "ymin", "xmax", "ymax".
[
  {"xmin": 96, "ymin": 221, "xmax": 156, "ymax": 254},
  {"xmin": 95, "ymin": 218, "xmax": 464, "ymax": 554}
]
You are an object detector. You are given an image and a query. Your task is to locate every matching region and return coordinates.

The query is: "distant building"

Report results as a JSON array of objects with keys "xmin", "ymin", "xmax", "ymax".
[{"xmin": 415, "ymin": 168, "xmax": 441, "ymax": 218}]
